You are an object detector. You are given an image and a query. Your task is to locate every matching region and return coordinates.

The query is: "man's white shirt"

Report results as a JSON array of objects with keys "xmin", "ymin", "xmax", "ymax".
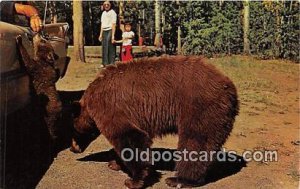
[{"xmin": 101, "ymin": 9, "xmax": 117, "ymax": 30}]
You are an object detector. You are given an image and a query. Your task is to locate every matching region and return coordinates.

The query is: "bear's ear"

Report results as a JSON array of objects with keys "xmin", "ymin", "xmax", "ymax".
[
  {"xmin": 54, "ymin": 53, "xmax": 59, "ymax": 61},
  {"xmin": 71, "ymin": 101, "xmax": 81, "ymax": 118},
  {"xmin": 46, "ymin": 52, "xmax": 59, "ymax": 63}
]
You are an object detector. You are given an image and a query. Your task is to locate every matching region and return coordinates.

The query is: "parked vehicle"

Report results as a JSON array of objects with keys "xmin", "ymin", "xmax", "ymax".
[{"xmin": 0, "ymin": 21, "xmax": 70, "ymax": 115}]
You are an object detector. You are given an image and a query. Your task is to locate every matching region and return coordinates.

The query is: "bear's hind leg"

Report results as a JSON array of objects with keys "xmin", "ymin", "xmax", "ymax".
[
  {"xmin": 41, "ymin": 86, "xmax": 63, "ymax": 141},
  {"xmin": 167, "ymin": 131, "xmax": 207, "ymax": 188},
  {"xmin": 167, "ymin": 116, "xmax": 232, "ymax": 188}
]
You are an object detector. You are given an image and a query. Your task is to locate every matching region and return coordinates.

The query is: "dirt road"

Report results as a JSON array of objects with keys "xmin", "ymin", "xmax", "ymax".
[{"xmin": 36, "ymin": 56, "xmax": 299, "ymax": 189}]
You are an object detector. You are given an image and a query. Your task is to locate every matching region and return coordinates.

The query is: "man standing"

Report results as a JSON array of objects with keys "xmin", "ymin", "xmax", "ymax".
[{"xmin": 99, "ymin": 1, "xmax": 117, "ymax": 66}]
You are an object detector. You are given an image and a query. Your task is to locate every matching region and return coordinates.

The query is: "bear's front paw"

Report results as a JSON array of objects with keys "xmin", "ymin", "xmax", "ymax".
[
  {"xmin": 16, "ymin": 35, "xmax": 22, "ymax": 45},
  {"xmin": 165, "ymin": 177, "xmax": 204, "ymax": 188},
  {"xmin": 108, "ymin": 160, "xmax": 121, "ymax": 171},
  {"xmin": 165, "ymin": 177, "xmax": 181, "ymax": 188},
  {"xmin": 124, "ymin": 178, "xmax": 144, "ymax": 189}
]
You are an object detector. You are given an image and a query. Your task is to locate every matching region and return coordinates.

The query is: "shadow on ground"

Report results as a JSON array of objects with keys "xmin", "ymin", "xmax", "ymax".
[
  {"xmin": 78, "ymin": 148, "xmax": 247, "ymax": 187},
  {"xmin": 1, "ymin": 88, "xmax": 246, "ymax": 188},
  {"xmin": 1, "ymin": 90, "xmax": 84, "ymax": 189},
  {"xmin": 2, "ymin": 103, "xmax": 55, "ymax": 189}
]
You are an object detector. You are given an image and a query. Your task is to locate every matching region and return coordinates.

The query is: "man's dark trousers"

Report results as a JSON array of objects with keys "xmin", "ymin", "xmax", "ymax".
[{"xmin": 102, "ymin": 29, "xmax": 115, "ymax": 65}]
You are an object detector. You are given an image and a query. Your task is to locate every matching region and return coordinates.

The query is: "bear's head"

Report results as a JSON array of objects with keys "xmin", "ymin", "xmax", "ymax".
[
  {"xmin": 70, "ymin": 101, "xmax": 100, "ymax": 153},
  {"xmin": 33, "ymin": 33, "xmax": 59, "ymax": 65},
  {"xmin": 70, "ymin": 129, "xmax": 100, "ymax": 153}
]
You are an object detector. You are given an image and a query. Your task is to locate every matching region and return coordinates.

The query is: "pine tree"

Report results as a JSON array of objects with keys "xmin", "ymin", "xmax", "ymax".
[{"xmin": 73, "ymin": 0, "xmax": 85, "ymax": 62}]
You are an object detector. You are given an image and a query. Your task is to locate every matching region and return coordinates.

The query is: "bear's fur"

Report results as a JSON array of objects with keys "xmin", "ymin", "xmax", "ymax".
[
  {"xmin": 16, "ymin": 34, "xmax": 62, "ymax": 140},
  {"xmin": 70, "ymin": 56, "xmax": 239, "ymax": 188}
]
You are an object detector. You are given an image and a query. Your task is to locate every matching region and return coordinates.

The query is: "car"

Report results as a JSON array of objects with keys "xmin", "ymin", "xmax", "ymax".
[{"xmin": 0, "ymin": 21, "xmax": 70, "ymax": 115}]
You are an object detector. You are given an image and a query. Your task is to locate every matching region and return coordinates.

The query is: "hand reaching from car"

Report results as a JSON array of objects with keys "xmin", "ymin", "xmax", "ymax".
[{"xmin": 14, "ymin": 3, "xmax": 43, "ymax": 32}]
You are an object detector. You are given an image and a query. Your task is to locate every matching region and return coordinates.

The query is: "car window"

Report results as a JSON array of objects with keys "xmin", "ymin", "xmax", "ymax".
[
  {"xmin": 14, "ymin": 15, "xmax": 29, "ymax": 27},
  {"xmin": 44, "ymin": 26, "xmax": 65, "ymax": 39}
]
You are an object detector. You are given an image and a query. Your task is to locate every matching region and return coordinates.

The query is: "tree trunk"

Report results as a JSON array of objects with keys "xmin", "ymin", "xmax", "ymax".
[
  {"xmin": 177, "ymin": 0, "xmax": 182, "ymax": 54},
  {"xmin": 154, "ymin": 0, "xmax": 161, "ymax": 48},
  {"xmin": 275, "ymin": 5, "xmax": 282, "ymax": 57},
  {"xmin": 177, "ymin": 25, "xmax": 181, "ymax": 54},
  {"xmin": 73, "ymin": 0, "xmax": 85, "ymax": 62},
  {"xmin": 50, "ymin": 1, "xmax": 57, "ymax": 23},
  {"xmin": 88, "ymin": 1, "xmax": 94, "ymax": 45},
  {"xmin": 243, "ymin": 0, "xmax": 250, "ymax": 55},
  {"xmin": 219, "ymin": 0, "xmax": 224, "ymax": 7},
  {"xmin": 118, "ymin": 1, "xmax": 125, "ymax": 33}
]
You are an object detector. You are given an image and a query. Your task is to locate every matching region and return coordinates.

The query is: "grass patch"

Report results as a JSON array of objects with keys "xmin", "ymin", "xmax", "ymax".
[
  {"xmin": 66, "ymin": 50, "xmax": 298, "ymax": 111},
  {"xmin": 207, "ymin": 55, "xmax": 299, "ymax": 110}
]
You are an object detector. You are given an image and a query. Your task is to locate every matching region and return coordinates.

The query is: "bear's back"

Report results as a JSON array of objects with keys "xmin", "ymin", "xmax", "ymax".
[
  {"xmin": 82, "ymin": 56, "xmax": 238, "ymax": 137},
  {"xmin": 85, "ymin": 55, "xmax": 235, "ymax": 103}
]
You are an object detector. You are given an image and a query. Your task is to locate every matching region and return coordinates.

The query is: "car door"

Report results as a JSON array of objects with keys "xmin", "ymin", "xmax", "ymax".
[{"xmin": 0, "ymin": 21, "xmax": 33, "ymax": 115}]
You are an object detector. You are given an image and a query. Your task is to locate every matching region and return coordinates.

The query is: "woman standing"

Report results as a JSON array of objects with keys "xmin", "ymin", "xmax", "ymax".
[{"xmin": 98, "ymin": 1, "xmax": 117, "ymax": 66}]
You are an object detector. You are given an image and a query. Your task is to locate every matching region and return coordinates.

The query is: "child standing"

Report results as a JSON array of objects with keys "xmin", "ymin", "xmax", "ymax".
[{"xmin": 114, "ymin": 22, "xmax": 135, "ymax": 62}]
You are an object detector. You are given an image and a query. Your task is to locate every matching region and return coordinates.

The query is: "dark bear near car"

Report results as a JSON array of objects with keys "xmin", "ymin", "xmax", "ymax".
[
  {"xmin": 16, "ymin": 34, "xmax": 62, "ymax": 140},
  {"xmin": 70, "ymin": 56, "xmax": 239, "ymax": 188}
]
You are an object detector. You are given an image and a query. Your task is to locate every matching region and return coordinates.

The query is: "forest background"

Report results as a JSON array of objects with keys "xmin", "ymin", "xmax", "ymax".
[{"xmin": 30, "ymin": 0, "xmax": 299, "ymax": 62}]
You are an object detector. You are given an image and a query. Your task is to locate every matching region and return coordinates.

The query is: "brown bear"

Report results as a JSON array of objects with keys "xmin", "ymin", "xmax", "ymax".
[
  {"xmin": 70, "ymin": 56, "xmax": 239, "ymax": 188},
  {"xmin": 16, "ymin": 34, "xmax": 62, "ymax": 141}
]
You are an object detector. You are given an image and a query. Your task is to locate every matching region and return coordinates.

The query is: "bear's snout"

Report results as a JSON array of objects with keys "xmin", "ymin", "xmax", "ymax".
[{"xmin": 70, "ymin": 138, "xmax": 82, "ymax": 153}]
